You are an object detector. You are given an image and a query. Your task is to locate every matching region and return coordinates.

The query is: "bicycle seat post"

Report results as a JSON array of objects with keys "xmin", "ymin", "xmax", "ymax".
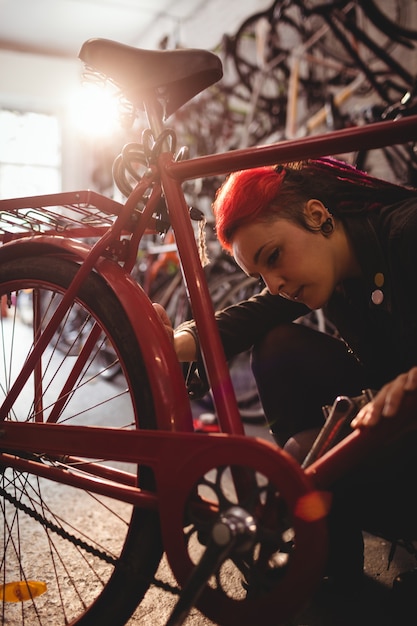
[{"xmin": 143, "ymin": 98, "xmax": 171, "ymax": 151}]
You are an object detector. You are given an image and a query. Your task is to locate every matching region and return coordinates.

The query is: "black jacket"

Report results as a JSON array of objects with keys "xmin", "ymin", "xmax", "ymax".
[{"xmin": 180, "ymin": 198, "xmax": 417, "ymax": 389}]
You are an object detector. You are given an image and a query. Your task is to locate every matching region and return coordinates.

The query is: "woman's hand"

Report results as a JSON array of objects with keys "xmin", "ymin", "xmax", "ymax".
[
  {"xmin": 351, "ymin": 366, "xmax": 417, "ymax": 428},
  {"xmin": 152, "ymin": 302, "xmax": 174, "ymax": 343},
  {"xmin": 152, "ymin": 302, "xmax": 197, "ymax": 362}
]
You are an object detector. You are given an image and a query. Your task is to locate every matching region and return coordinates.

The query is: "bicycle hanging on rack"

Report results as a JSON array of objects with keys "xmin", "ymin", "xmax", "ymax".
[
  {"xmin": 225, "ymin": 0, "xmax": 417, "ymax": 143},
  {"xmin": 1, "ymin": 38, "xmax": 417, "ymax": 626}
]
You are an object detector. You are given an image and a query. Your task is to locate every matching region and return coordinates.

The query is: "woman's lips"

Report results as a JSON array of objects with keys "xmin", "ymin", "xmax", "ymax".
[{"xmin": 280, "ymin": 287, "xmax": 303, "ymax": 302}]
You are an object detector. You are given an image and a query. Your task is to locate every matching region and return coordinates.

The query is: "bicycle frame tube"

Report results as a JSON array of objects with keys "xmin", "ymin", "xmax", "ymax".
[
  {"xmin": 2, "ymin": 388, "xmax": 415, "ymax": 517},
  {"xmin": 159, "ymin": 154, "xmax": 245, "ymax": 436},
  {"xmin": 166, "ymin": 114, "xmax": 417, "ymax": 180}
]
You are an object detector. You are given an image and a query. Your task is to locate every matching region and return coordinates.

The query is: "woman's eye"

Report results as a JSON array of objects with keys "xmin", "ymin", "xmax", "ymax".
[{"xmin": 267, "ymin": 248, "xmax": 280, "ymax": 267}]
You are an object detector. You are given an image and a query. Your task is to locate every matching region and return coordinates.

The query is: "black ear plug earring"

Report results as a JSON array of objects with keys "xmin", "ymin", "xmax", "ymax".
[{"xmin": 320, "ymin": 217, "xmax": 334, "ymax": 234}]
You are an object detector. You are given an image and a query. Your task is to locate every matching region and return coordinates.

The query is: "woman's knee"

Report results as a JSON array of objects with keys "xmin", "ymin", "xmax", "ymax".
[
  {"xmin": 252, "ymin": 322, "xmax": 365, "ymax": 395},
  {"xmin": 250, "ymin": 322, "xmax": 366, "ymax": 444},
  {"xmin": 252, "ymin": 323, "xmax": 307, "ymax": 379}
]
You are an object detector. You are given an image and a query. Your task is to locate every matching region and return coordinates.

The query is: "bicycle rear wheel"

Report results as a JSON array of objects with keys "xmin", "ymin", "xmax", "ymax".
[{"xmin": 0, "ymin": 256, "xmax": 162, "ymax": 625}]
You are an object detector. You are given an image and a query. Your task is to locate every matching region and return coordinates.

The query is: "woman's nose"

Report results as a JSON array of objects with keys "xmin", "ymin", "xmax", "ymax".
[{"xmin": 263, "ymin": 274, "xmax": 284, "ymax": 295}]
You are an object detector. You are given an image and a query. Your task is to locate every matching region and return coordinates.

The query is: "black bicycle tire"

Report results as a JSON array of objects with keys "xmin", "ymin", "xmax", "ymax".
[
  {"xmin": 300, "ymin": 0, "xmax": 413, "ymax": 103},
  {"xmin": 231, "ymin": 1, "xmax": 301, "ymax": 106},
  {"xmin": 308, "ymin": 0, "xmax": 410, "ymax": 61},
  {"xmin": 362, "ymin": 0, "xmax": 417, "ymax": 41},
  {"xmin": 0, "ymin": 256, "xmax": 163, "ymax": 626},
  {"xmin": 355, "ymin": 141, "xmax": 417, "ymax": 185}
]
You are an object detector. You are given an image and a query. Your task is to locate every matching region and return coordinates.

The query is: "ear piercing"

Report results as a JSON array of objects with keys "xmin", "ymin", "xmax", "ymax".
[{"xmin": 320, "ymin": 217, "xmax": 334, "ymax": 234}]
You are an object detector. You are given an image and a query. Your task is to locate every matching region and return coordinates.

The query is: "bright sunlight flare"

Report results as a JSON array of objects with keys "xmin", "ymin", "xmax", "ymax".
[{"xmin": 68, "ymin": 82, "xmax": 122, "ymax": 138}]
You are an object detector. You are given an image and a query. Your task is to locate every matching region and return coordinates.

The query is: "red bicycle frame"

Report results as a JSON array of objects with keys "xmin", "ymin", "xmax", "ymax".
[
  {"xmin": 1, "ymin": 113, "xmax": 417, "ymax": 625},
  {"xmin": 1, "ymin": 114, "xmax": 417, "ymax": 495}
]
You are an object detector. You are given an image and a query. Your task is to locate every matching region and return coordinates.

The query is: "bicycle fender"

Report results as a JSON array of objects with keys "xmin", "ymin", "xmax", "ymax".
[
  {"xmin": 0, "ymin": 236, "xmax": 193, "ymax": 433},
  {"xmin": 0, "ymin": 234, "xmax": 91, "ymax": 263},
  {"xmin": 96, "ymin": 256, "xmax": 194, "ymax": 433}
]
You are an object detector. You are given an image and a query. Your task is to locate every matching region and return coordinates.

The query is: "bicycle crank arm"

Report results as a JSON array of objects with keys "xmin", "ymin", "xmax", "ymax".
[{"xmin": 166, "ymin": 506, "xmax": 257, "ymax": 626}]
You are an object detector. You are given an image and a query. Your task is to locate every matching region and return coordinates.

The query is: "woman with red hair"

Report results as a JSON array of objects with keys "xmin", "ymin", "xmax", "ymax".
[{"xmin": 154, "ymin": 157, "xmax": 417, "ymax": 602}]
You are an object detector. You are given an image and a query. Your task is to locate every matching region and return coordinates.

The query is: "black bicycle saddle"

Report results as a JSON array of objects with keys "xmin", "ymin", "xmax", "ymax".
[{"xmin": 79, "ymin": 38, "xmax": 223, "ymax": 118}]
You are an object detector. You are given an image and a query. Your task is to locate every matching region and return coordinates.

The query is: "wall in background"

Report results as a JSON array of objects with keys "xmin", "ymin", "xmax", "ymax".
[{"xmin": 0, "ymin": 1, "xmax": 269, "ymax": 193}]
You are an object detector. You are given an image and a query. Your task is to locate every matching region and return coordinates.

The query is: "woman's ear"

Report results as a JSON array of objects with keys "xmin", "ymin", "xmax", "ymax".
[{"xmin": 304, "ymin": 199, "xmax": 329, "ymax": 229}]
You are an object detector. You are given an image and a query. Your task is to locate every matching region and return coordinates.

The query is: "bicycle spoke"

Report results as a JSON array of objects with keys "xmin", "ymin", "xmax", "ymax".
[{"xmin": 0, "ymin": 260, "xmax": 161, "ymax": 624}]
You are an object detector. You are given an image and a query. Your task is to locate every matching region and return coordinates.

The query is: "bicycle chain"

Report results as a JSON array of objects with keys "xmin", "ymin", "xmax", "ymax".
[
  {"xmin": 0, "ymin": 483, "xmax": 181, "ymax": 596},
  {"xmin": 0, "ymin": 483, "xmax": 117, "ymax": 565}
]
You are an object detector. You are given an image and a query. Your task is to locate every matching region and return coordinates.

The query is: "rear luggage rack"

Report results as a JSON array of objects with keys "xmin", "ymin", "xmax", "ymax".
[{"xmin": 0, "ymin": 190, "xmax": 123, "ymax": 242}]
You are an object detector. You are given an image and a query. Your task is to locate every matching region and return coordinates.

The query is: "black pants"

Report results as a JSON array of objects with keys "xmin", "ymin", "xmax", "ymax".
[
  {"xmin": 251, "ymin": 322, "xmax": 367, "ymax": 447},
  {"xmin": 251, "ymin": 323, "xmax": 417, "ymax": 582}
]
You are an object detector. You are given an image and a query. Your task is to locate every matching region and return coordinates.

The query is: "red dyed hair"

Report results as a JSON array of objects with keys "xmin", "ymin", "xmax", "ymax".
[
  {"xmin": 213, "ymin": 158, "xmax": 416, "ymax": 252},
  {"xmin": 213, "ymin": 166, "xmax": 285, "ymax": 251}
]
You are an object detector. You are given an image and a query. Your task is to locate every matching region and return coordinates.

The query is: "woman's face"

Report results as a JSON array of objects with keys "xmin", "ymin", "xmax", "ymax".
[{"xmin": 231, "ymin": 202, "xmax": 351, "ymax": 310}]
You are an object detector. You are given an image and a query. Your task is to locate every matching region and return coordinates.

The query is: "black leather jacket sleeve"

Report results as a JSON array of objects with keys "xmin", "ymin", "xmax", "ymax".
[{"xmin": 177, "ymin": 288, "xmax": 309, "ymax": 361}]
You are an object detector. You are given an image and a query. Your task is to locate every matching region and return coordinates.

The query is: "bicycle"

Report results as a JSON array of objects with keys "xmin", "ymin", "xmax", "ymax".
[
  {"xmin": 354, "ymin": 87, "xmax": 417, "ymax": 184},
  {"xmin": 226, "ymin": 0, "xmax": 417, "ymax": 143},
  {"xmin": 1, "ymin": 38, "xmax": 417, "ymax": 626}
]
